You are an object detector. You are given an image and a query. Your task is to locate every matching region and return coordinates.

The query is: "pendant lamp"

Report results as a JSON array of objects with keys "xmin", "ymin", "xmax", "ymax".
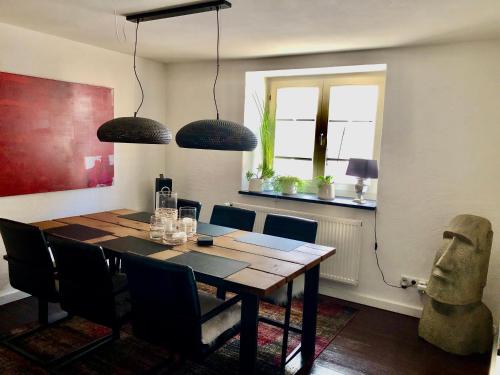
[
  {"xmin": 175, "ymin": 6, "xmax": 257, "ymax": 151},
  {"xmin": 97, "ymin": 21, "xmax": 172, "ymax": 144}
]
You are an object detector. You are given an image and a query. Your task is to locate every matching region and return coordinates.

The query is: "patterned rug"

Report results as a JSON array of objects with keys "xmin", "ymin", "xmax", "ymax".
[{"xmin": 0, "ymin": 294, "xmax": 357, "ymax": 375}]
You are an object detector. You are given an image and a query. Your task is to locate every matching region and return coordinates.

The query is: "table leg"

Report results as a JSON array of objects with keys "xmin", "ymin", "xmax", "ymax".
[
  {"xmin": 240, "ymin": 293, "xmax": 259, "ymax": 375},
  {"xmin": 301, "ymin": 264, "xmax": 320, "ymax": 361}
]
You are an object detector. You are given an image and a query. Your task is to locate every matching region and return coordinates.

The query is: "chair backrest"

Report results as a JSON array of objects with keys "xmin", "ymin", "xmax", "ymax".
[
  {"xmin": 177, "ymin": 199, "xmax": 202, "ymax": 220},
  {"xmin": 0, "ymin": 218, "xmax": 58, "ymax": 301},
  {"xmin": 122, "ymin": 252, "xmax": 202, "ymax": 352},
  {"xmin": 210, "ymin": 205, "xmax": 256, "ymax": 232},
  {"xmin": 263, "ymin": 214, "xmax": 318, "ymax": 243},
  {"xmin": 48, "ymin": 235, "xmax": 115, "ymax": 326}
]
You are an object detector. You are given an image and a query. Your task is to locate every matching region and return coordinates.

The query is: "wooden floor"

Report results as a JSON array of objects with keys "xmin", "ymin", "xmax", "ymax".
[{"xmin": 0, "ymin": 296, "xmax": 490, "ymax": 375}]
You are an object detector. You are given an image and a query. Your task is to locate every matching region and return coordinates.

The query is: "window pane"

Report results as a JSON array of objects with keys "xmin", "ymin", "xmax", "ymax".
[
  {"xmin": 327, "ymin": 121, "xmax": 375, "ymax": 160},
  {"xmin": 324, "ymin": 160, "xmax": 357, "ymax": 184},
  {"xmin": 273, "ymin": 87, "xmax": 319, "ymax": 180},
  {"xmin": 274, "ymin": 158, "xmax": 313, "ymax": 180},
  {"xmin": 329, "ymin": 85, "xmax": 378, "ymax": 121},
  {"xmin": 326, "ymin": 85, "xmax": 378, "ymax": 183}
]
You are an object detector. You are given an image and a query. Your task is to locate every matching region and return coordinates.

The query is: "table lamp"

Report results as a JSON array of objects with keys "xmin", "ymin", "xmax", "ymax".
[{"xmin": 346, "ymin": 158, "xmax": 378, "ymax": 203}]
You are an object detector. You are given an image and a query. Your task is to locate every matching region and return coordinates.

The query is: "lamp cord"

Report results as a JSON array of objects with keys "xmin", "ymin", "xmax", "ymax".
[
  {"xmin": 213, "ymin": 7, "xmax": 220, "ymax": 120},
  {"xmin": 133, "ymin": 20, "xmax": 144, "ymax": 117},
  {"xmin": 374, "ymin": 208, "xmax": 402, "ymax": 289}
]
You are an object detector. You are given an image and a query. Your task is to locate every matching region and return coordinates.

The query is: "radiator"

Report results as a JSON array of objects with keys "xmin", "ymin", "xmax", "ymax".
[{"xmin": 231, "ymin": 202, "xmax": 363, "ymax": 285}]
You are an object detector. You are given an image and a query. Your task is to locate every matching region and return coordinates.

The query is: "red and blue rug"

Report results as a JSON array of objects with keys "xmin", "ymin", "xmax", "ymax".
[{"xmin": 0, "ymin": 294, "xmax": 357, "ymax": 374}]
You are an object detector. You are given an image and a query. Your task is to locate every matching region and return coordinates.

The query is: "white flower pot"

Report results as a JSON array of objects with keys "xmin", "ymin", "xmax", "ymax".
[
  {"xmin": 248, "ymin": 178, "xmax": 263, "ymax": 192},
  {"xmin": 282, "ymin": 183, "xmax": 297, "ymax": 195},
  {"xmin": 318, "ymin": 184, "xmax": 335, "ymax": 200}
]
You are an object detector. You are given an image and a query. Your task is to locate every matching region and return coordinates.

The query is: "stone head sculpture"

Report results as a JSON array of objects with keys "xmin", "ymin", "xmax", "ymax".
[{"xmin": 426, "ymin": 214, "xmax": 493, "ymax": 305}]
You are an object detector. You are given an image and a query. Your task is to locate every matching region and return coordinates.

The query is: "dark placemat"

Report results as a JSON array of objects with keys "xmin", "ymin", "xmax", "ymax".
[
  {"xmin": 166, "ymin": 251, "xmax": 249, "ymax": 279},
  {"xmin": 96, "ymin": 236, "xmax": 168, "ymax": 256},
  {"xmin": 118, "ymin": 212, "xmax": 154, "ymax": 224},
  {"xmin": 196, "ymin": 222, "xmax": 238, "ymax": 237},
  {"xmin": 46, "ymin": 224, "xmax": 113, "ymax": 242},
  {"xmin": 235, "ymin": 232, "xmax": 304, "ymax": 252}
]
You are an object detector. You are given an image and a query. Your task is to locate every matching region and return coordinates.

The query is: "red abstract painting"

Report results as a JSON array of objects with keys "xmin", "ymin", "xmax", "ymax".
[{"xmin": 0, "ymin": 72, "xmax": 114, "ymax": 197}]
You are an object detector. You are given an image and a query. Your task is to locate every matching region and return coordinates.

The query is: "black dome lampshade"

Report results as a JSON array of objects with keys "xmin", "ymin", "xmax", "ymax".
[
  {"xmin": 97, "ymin": 117, "xmax": 172, "ymax": 144},
  {"xmin": 175, "ymin": 4, "xmax": 257, "ymax": 152},
  {"xmin": 176, "ymin": 119, "xmax": 257, "ymax": 151},
  {"xmin": 97, "ymin": 20, "xmax": 171, "ymax": 145}
]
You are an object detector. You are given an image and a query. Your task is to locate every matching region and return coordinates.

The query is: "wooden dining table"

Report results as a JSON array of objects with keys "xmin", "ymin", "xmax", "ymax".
[{"xmin": 32, "ymin": 208, "xmax": 336, "ymax": 374}]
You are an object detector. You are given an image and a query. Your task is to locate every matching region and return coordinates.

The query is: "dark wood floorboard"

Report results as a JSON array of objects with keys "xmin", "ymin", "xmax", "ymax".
[
  {"xmin": 0, "ymin": 296, "xmax": 490, "ymax": 374},
  {"xmin": 310, "ymin": 298, "xmax": 490, "ymax": 375}
]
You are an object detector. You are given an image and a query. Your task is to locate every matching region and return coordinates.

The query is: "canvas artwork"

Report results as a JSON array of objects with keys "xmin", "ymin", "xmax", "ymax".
[{"xmin": 0, "ymin": 72, "xmax": 114, "ymax": 197}]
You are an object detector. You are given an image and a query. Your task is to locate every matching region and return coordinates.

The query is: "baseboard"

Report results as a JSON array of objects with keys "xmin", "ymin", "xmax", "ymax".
[
  {"xmin": 0, "ymin": 288, "xmax": 28, "ymax": 306},
  {"xmin": 319, "ymin": 280, "xmax": 423, "ymax": 318}
]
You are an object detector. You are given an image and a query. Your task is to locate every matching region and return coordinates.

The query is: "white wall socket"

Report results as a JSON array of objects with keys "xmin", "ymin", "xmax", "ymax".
[{"xmin": 401, "ymin": 275, "xmax": 428, "ymax": 293}]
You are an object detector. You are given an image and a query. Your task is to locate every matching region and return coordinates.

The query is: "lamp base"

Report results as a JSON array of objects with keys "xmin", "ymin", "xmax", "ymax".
[
  {"xmin": 352, "ymin": 198, "xmax": 366, "ymax": 204},
  {"xmin": 353, "ymin": 177, "xmax": 368, "ymax": 204}
]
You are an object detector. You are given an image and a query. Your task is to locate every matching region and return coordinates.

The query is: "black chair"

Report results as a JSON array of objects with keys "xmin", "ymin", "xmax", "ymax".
[
  {"xmin": 210, "ymin": 205, "xmax": 256, "ymax": 232},
  {"xmin": 49, "ymin": 236, "xmax": 130, "ymax": 338},
  {"xmin": 0, "ymin": 218, "xmax": 59, "ymax": 325},
  {"xmin": 47, "ymin": 236, "xmax": 130, "ymax": 366},
  {"xmin": 262, "ymin": 214, "xmax": 318, "ymax": 370},
  {"xmin": 122, "ymin": 252, "xmax": 241, "ymax": 360},
  {"xmin": 178, "ymin": 198, "xmax": 202, "ymax": 220}
]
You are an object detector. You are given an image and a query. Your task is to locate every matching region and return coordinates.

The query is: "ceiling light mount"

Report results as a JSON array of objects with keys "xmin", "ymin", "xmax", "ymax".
[{"xmin": 125, "ymin": 0, "xmax": 231, "ymax": 23}]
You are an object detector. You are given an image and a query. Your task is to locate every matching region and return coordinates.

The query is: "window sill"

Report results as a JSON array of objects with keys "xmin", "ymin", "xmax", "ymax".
[{"xmin": 238, "ymin": 190, "xmax": 376, "ymax": 211}]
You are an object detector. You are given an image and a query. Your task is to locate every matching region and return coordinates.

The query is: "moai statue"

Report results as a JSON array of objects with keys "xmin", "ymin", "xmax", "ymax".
[{"xmin": 418, "ymin": 214, "xmax": 494, "ymax": 355}]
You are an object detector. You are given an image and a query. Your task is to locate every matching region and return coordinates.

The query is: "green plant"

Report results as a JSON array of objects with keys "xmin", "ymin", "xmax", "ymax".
[
  {"xmin": 246, "ymin": 164, "xmax": 275, "ymax": 181},
  {"xmin": 316, "ymin": 175, "xmax": 334, "ymax": 187},
  {"xmin": 272, "ymin": 176, "xmax": 303, "ymax": 192},
  {"xmin": 254, "ymin": 97, "xmax": 275, "ymax": 173}
]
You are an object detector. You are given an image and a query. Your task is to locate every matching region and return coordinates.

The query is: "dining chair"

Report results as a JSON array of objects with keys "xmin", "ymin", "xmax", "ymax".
[
  {"xmin": 0, "ymin": 218, "xmax": 59, "ymax": 325},
  {"xmin": 47, "ymin": 235, "xmax": 130, "ymax": 366},
  {"xmin": 177, "ymin": 198, "xmax": 202, "ymax": 220},
  {"xmin": 210, "ymin": 205, "xmax": 256, "ymax": 232},
  {"xmin": 262, "ymin": 213, "xmax": 318, "ymax": 370},
  {"xmin": 122, "ymin": 252, "xmax": 241, "ymax": 360}
]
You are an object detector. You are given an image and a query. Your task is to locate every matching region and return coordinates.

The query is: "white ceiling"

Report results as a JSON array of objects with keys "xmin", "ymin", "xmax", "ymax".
[{"xmin": 0, "ymin": 0, "xmax": 499, "ymax": 63}]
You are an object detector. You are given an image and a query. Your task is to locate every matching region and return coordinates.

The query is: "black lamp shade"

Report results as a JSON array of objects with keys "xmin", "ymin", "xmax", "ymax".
[
  {"xmin": 346, "ymin": 158, "xmax": 379, "ymax": 179},
  {"xmin": 175, "ymin": 119, "xmax": 257, "ymax": 151},
  {"xmin": 97, "ymin": 117, "xmax": 172, "ymax": 144}
]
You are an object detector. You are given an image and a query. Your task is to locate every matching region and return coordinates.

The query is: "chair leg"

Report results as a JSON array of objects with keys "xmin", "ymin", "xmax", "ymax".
[
  {"xmin": 38, "ymin": 298, "xmax": 49, "ymax": 325},
  {"xmin": 216, "ymin": 287, "xmax": 226, "ymax": 300},
  {"xmin": 280, "ymin": 281, "xmax": 294, "ymax": 372}
]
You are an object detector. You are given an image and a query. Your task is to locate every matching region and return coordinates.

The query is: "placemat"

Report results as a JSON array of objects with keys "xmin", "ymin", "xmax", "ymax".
[
  {"xmin": 166, "ymin": 251, "xmax": 249, "ymax": 279},
  {"xmin": 45, "ymin": 224, "xmax": 113, "ymax": 241},
  {"xmin": 95, "ymin": 236, "xmax": 168, "ymax": 256},
  {"xmin": 196, "ymin": 222, "xmax": 238, "ymax": 237},
  {"xmin": 117, "ymin": 212, "xmax": 154, "ymax": 224},
  {"xmin": 235, "ymin": 232, "xmax": 304, "ymax": 252}
]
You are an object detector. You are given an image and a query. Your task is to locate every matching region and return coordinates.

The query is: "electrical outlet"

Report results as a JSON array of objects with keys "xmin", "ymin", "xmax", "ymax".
[{"xmin": 400, "ymin": 275, "xmax": 427, "ymax": 291}]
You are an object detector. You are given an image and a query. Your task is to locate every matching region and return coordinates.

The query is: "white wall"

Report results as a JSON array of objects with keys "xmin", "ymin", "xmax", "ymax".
[
  {"xmin": 0, "ymin": 22, "xmax": 168, "ymax": 302},
  {"xmin": 163, "ymin": 40, "xmax": 500, "ymax": 319}
]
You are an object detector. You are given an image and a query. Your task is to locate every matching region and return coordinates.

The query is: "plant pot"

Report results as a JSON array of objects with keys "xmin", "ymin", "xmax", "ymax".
[
  {"xmin": 248, "ymin": 178, "xmax": 263, "ymax": 192},
  {"xmin": 318, "ymin": 184, "xmax": 335, "ymax": 200},
  {"xmin": 282, "ymin": 183, "xmax": 297, "ymax": 195},
  {"xmin": 262, "ymin": 178, "xmax": 274, "ymax": 191}
]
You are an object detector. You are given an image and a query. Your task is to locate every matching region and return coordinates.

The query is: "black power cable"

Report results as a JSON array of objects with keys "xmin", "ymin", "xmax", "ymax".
[
  {"xmin": 374, "ymin": 208, "xmax": 403, "ymax": 289},
  {"xmin": 133, "ymin": 20, "xmax": 144, "ymax": 118}
]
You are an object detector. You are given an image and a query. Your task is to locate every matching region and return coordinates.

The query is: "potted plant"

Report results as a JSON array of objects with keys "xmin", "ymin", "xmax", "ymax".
[
  {"xmin": 246, "ymin": 164, "xmax": 274, "ymax": 192},
  {"xmin": 255, "ymin": 98, "xmax": 275, "ymax": 191},
  {"xmin": 316, "ymin": 175, "xmax": 335, "ymax": 200},
  {"xmin": 273, "ymin": 176, "xmax": 303, "ymax": 195}
]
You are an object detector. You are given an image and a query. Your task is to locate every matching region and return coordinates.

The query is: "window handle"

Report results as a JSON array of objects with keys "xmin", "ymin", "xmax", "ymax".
[{"xmin": 320, "ymin": 133, "xmax": 325, "ymax": 146}]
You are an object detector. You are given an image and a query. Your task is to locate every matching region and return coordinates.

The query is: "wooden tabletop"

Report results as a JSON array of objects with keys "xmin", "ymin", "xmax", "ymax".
[{"xmin": 32, "ymin": 209, "xmax": 336, "ymax": 298}]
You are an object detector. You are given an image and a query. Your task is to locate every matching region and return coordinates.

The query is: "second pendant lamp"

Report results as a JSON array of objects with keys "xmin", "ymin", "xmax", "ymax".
[{"xmin": 175, "ymin": 6, "xmax": 257, "ymax": 151}]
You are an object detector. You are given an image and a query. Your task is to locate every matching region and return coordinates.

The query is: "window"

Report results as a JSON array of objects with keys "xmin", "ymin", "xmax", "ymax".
[{"xmin": 267, "ymin": 72, "xmax": 385, "ymax": 186}]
